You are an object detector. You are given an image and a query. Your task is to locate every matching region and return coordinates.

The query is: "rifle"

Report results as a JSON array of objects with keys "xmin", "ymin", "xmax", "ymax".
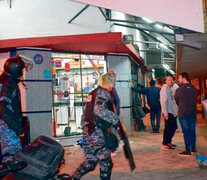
[{"xmin": 118, "ymin": 122, "xmax": 136, "ymax": 171}]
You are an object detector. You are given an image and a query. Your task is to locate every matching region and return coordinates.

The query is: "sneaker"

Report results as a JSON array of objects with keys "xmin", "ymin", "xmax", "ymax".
[
  {"xmin": 191, "ymin": 149, "xmax": 198, "ymax": 154},
  {"xmin": 168, "ymin": 143, "xmax": 177, "ymax": 148},
  {"xmin": 178, "ymin": 151, "xmax": 191, "ymax": 156},
  {"xmin": 161, "ymin": 145, "xmax": 174, "ymax": 150},
  {"xmin": 57, "ymin": 173, "xmax": 71, "ymax": 179}
]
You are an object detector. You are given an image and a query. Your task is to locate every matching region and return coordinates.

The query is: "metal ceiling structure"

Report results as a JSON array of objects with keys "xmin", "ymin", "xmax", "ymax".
[{"xmin": 68, "ymin": 6, "xmax": 177, "ymax": 74}]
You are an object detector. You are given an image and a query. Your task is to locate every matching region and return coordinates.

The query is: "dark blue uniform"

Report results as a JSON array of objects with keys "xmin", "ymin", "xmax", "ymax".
[
  {"xmin": 0, "ymin": 73, "xmax": 23, "ymax": 164},
  {"xmin": 72, "ymin": 87, "xmax": 120, "ymax": 180}
]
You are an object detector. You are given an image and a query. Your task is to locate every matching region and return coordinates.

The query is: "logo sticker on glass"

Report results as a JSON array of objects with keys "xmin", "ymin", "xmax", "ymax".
[{"xmin": 33, "ymin": 54, "xmax": 43, "ymax": 64}]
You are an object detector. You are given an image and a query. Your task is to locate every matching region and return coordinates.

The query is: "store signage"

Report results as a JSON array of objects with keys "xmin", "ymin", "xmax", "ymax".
[
  {"xmin": 33, "ymin": 54, "xmax": 43, "ymax": 65},
  {"xmin": 53, "ymin": 54, "xmax": 105, "ymax": 61},
  {"xmin": 65, "ymin": 63, "xmax": 70, "ymax": 72},
  {"xmin": 43, "ymin": 69, "xmax": 52, "ymax": 79},
  {"xmin": 53, "ymin": 58, "xmax": 104, "ymax": 69},
  {"xmin": 54, "ymin": 59, "xmax": 62, "ymax": 67},
  {"xmin": 57, "ymin": 89, "xmax": 63, "ymax": 99}
]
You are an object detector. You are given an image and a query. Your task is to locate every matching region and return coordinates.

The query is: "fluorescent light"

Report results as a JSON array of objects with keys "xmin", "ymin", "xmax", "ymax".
[
  {"xmin": 155, "ymin": 24, "xmax": 163, "ymax": 29},
  {"xmin": 162, "ymin": 63, "xmax": 170, "ymax": 70},
  {"xmin": 169, "ymin": 70, "xmax": 175, "ymax": 75},
  {"xmin": 152, "ymin": 69, "xmax": 155, "ymax": 79},
  {"xmin": 164, "ymin": 26, "xmax": 174, "ymax": 34},
  {"xmin": 162, "ymin": 63, "xmax": 175, "ymax": 75},
  {"xmin": 142, "ymin": 17, "xmax": 153, "ymax": 23},
  {"xmin": 159, "ymin": 43, "xmax": 168, "ymax": 50}
]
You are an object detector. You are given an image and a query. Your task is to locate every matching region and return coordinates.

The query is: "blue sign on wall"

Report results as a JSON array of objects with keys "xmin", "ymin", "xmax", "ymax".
[{"xmin": 33, "ymin": 54, "xmax": 43, "ymax": 64}]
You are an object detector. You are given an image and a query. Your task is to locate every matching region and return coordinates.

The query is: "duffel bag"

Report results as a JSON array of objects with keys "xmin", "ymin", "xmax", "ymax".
[{"xmin": 14, "ymin": 136, "xmax": 64, "ymax": 180}]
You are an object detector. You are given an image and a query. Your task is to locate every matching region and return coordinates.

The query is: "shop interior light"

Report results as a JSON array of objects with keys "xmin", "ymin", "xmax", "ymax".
[
  {"xmin": 162, "ymin": 63, "xmax": 170, "ymax": 70},
  {"xmin": 155, "ymin": 24, "xmax": 163, "ymax": 29},
  {"xmin": 169, "ymin": 69, "xmax": 175, "ymax": 75},
  {"xmin": 151, "ymin": 68, "xmax": 155, "ymax": 79},
  {"xmin": 159, "ymin": 43, "xmax": 168, "ymax": 50},
  {"xmin": 142, "ymin": 17, "xmax": 153, "ymax": 23},
  {"xmin": 164, "ymin": 26, "xmax": 174, "ymax": 34}
]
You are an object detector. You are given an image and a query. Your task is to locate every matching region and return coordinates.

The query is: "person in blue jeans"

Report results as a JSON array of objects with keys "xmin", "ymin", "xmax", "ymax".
[
  {"xmin": 131, "ymin": 80, "xmax": 161, "ymax": 133},
  {"xmin": 132, "ymin": 89, "xmax": 146, "ymax": 131},
  {"xmin": 160, "ymin": 76, "xmax": 178, "ymax": 150},
  {"xmin": 175, "ymin": 72, "xmax": 197, "ymax": 156}
]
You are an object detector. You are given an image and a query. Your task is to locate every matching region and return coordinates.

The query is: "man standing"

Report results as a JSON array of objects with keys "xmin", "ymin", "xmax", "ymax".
[
  {"xmin": 175, "ymin": 72, "xmax": 197, "ymax": 156},
  {"xmin": 132, "ymin": 86, "xmax": 145, "ymax": 131},
  {"xmin": 132, "ymin": 80, "xmax": 161, "ymax": 133},
  {"xmin": 160, "ymin": 76, "xmax": 178, "ymax": 150}
]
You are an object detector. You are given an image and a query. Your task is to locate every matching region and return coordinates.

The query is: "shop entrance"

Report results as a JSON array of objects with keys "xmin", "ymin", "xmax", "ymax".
[{"xmin": 52, "ymin": 53, "xmax": 106, "ymax": 137}]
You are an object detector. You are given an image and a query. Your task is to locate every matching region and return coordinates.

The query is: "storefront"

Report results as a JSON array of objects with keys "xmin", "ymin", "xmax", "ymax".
[
  {"xmin": 0, "ymin": 32, "xmax": 147, "ymax": 139},
  {"xmin": 52, "ymin": 53, "xmax": 106, "ymax": 136}
]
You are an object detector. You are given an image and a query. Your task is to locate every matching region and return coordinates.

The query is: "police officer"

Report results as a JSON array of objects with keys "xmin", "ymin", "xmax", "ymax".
[
  {"xmin": 70, "ymin": 73, "xmax": 121, "ymax": 180},
  {"xmin": 0, "ymin": 56, "xmax": 25, "ymax": 165}
]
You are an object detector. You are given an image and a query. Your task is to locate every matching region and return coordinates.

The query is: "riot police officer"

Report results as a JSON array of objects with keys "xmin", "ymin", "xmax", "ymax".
[
  {"xmin": 70, "ymin": 73, "xmax": 121, "ymax": 180},
  {"xmin": 0, "ymin": 56, "xmax": 25, "ymax": 165}
]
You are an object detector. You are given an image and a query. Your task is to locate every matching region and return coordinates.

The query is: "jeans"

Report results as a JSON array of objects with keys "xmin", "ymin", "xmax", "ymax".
[
  {"xmin": 179, "ymin": 115, "xmax": 196, "ymax": 153},
  {"xmin": 150, "ymin": 109, "xmax": 161, "ymax": 132},
  {"xmin": 162, "ymin": 113, "xmax": 177, "ymax": 145},
  {"xmin": 134, "ymin": 116, "xmax": 144, "ymax": 131}
]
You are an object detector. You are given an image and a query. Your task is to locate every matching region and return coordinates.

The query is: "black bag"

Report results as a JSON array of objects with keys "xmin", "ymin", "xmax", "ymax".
[
  {"xmin": 105, "ymin": 132, "xmax": 119, "ymax": 152},
  {"xmin": 83, "ymin": 87, "xmax": 99, "ymax": 134},
  {"xmin": 142, "ymin": 106, "xmax": 150, "ymax": 114},
  {"xmin": 14, "ymin": 136, "xmax": 64, "ymax": 180}
]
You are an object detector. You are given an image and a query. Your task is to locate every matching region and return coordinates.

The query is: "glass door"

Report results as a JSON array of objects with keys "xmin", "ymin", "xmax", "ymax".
[{"xmin": 52, "ymin": 53, "xmax": 106, "ymax": 137}]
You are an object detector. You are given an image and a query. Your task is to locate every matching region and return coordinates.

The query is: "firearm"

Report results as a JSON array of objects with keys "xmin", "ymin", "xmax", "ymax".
[{"xmin": 118, "ymin": 122, "xmax": 136, "ymax": 171}]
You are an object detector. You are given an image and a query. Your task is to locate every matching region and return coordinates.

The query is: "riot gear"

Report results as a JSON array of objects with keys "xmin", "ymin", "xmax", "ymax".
[
  {"xmin": 4, "ymin": 56, "xmax": 25, "ymax": 79},
  {"xmin": 0, "ymin": 56, "xmax": 25, "ymax": 165}
]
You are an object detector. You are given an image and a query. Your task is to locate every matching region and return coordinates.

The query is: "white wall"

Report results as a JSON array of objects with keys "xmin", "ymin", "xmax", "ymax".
[{"xmin": 0, "ymin": 0, "xmax": 111, "ymax": 39}]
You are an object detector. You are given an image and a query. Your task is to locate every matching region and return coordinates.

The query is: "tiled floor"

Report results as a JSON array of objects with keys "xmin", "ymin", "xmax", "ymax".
[{"xmin": 59, "ymin": 114, "xmax": 207, "ymax": 180}]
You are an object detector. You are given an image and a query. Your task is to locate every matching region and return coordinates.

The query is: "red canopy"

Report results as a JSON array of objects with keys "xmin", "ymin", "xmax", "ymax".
[{"xmin": 0, "ymin": 32, "xmax": 146, "ymax": 68}]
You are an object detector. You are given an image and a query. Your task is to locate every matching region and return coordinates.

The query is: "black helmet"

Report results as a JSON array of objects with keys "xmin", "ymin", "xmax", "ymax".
[{"xmin": 4, "ymin": 56, "xmax": 25, "ymax": 78}]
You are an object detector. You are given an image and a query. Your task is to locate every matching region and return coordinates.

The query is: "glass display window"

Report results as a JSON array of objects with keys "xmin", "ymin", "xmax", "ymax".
[{"xmin": 51, "ymin": 53, "xmax": 106, "ymax": 137}]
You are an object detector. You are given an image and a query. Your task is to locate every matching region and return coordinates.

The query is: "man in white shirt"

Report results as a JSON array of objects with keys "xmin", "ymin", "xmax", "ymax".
[{"xmin": 160, "ymin": 76, "xmax": 178, "ymax": 150}]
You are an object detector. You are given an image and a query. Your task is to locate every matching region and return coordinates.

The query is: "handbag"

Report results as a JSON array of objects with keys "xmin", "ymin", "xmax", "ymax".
[
  {"xmin": 142, "ymin": 106, "xmax": 150, "ymax": 114},
  {"xmin": 104, "ymin": 132, "xmax": 119, "ymax": 152}
]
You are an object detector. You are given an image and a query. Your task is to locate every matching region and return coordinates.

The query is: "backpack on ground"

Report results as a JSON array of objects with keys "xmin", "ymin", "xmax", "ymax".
[{"xmin": 14, "ymin": 136, "xmax": 64, "ymax": 180}]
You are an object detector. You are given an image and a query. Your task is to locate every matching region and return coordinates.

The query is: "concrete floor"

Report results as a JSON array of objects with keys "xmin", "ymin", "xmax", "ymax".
[{"xmin": 59, "ymin": 114, "xmax": 207, "ymax": 180}]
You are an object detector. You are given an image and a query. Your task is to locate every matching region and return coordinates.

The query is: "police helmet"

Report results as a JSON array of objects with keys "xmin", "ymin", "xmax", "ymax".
[{"xmin": 4, "ymin": 56, "xmax": 25, "ymax": 78}]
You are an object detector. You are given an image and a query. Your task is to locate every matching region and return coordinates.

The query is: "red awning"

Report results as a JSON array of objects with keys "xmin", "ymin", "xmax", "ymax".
[{"xmin": 0, "ymin": 32, "xmax": 146, "ymax": 68}]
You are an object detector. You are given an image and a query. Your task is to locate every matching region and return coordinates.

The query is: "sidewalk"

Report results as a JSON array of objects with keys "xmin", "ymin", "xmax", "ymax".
[{"xmin": 59, "ymin": 114, "xmax": 207, "ymax": 180}]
